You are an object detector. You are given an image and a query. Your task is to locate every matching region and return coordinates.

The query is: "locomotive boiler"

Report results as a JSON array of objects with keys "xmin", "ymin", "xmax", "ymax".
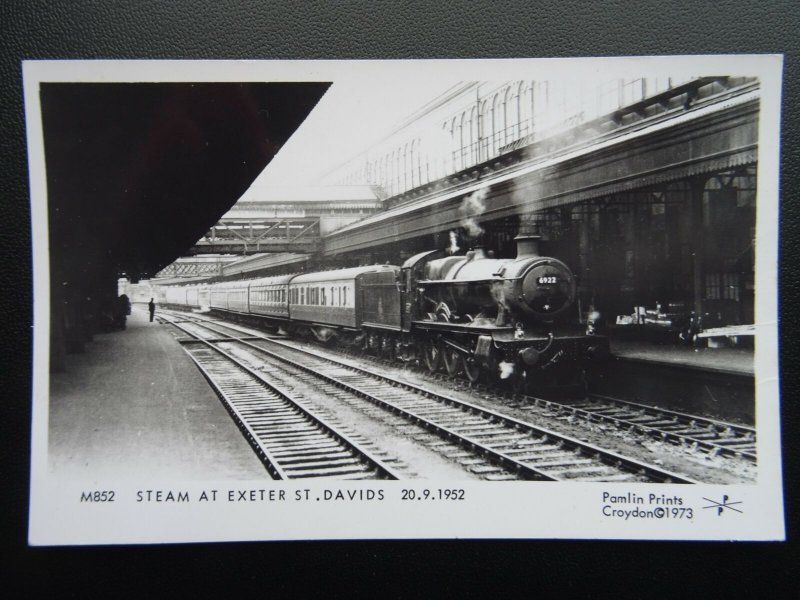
[
  {"xmin": 417, "ymin": 235, "xmax": 575, "ymax": 324},
  {"xmin": 402, "ymin": 235, "xmax": 606, "ymax": 390}
]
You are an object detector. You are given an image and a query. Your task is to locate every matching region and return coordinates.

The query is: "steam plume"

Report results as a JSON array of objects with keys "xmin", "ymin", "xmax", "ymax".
[
  {"xmin": 447, "ymin": 231, "xmax": 460, "ymax": 255},
  {"xmin": 458, "ymin": 188, "xmax": 488, "ymax": 239},
  {"xmin": 498, "ymin": 361, "xmax": 515, "ymax": 380}
]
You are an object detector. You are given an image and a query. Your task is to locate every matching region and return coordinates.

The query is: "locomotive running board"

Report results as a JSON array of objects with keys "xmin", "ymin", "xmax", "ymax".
[
  {"xmin": 412, "ymin": 321, "xmax": 515, "ymax": 334},
  {"xmin": 178, "ymin": 336, "xmax": 264, "ymax": 344}
]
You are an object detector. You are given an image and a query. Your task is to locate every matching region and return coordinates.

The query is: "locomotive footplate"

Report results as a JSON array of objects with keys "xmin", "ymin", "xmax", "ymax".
[
  {"xmin": 486, "ymin": 331, "xmax": 610, "ymax": 369},
  {"xmin": 412, "ymin": 320, "xmax": 516, "ymax": 334}
]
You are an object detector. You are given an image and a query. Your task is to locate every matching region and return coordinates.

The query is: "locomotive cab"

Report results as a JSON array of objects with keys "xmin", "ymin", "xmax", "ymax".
[{"xmin": 399, "ymin": 249, "xmax": 446, "ymax": 331}]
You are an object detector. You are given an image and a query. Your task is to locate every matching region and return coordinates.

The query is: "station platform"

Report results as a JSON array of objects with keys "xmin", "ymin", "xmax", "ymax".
[
  {"xmin": 609, "ymin": 338, "xmax": 754, "ymax": 377},
  {"xmin": 48, "ymin": 306, "xmax": 268, "ymax": 480}
]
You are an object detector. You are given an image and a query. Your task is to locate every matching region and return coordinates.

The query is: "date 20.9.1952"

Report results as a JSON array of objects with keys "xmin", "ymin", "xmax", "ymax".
[{"xmin": 401, "ymin": 488, "xmax": 465, "ymax": 501}]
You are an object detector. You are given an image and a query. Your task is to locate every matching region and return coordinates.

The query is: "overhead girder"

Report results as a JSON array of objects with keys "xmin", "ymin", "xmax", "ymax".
[{"xmin": 187, "ymin": 217, "xmax": 321, "ymax": 255}]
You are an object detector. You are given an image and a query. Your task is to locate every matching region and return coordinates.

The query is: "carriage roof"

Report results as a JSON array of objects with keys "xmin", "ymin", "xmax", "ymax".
[{"xmin": 290, "ymin": 264, "xmax": 398, "ymax": 284}]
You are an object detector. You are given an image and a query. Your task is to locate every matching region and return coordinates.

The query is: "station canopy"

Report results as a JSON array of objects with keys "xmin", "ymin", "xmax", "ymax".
[{"xmin": 41, "ymin": 81, "xmax": 330, "ymax": 282}]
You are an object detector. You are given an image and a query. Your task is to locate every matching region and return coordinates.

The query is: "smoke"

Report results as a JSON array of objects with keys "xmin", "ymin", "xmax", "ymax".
[
  {"xmin": 447, "ymin": 231, "xmax": 460, "ymax": 255},
  {"xmin": 498, "ymin": 361, "xmax": 516, "ymax": 380},
  {"xmin": 490, "ymin": 282, "xmax": 510, "ymax": 312},
  {"xmin": 458, "ymin": 188, "xmax": 488, "ymax": 239},
  {"xmin": 508, "ymin": 176, "xmax": 547, "ymax": 239}
]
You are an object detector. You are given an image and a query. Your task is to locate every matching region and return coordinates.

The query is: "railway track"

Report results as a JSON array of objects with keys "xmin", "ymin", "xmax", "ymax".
[
  {"xmin": 379, "ymin": 353, "xmax": 757, "ymax": 462},
  {"xmin": 519, "ymin": 394, "xmax": 756, "ymax": 461},
  {"xmin": 162, "ymin": 311, "xmax": 697, "ymax": 483},
  {"xmin": 167, "ymin": 318, "xmax": 404, "ymax": 480},
  {"xmin": 278, "ymin": 322, "xmax": 756, "ymax": 463}
]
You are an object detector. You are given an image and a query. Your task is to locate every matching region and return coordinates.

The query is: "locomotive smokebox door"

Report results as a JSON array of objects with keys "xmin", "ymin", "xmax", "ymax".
[{"xmin": 521, "ymin": 261, "xmax": 575, "ymax": 319}]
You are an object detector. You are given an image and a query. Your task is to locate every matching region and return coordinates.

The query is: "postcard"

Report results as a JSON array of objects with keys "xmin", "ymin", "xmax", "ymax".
[{"xmin": 26, "ymin": 56, "xmax": 784, "ymax": 544}]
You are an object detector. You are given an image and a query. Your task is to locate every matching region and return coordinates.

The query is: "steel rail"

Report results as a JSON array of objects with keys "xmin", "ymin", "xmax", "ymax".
[
  {"xmin": 178, "ymin": 315, "xmax": 697, "ymax": 483},
  {"xmin": 569, "ymin": 393, "xmax": 757, "ymax": 461},
  {"xmin": 162, "ymin": 314, "xmax": 403, "ymax": 480}
]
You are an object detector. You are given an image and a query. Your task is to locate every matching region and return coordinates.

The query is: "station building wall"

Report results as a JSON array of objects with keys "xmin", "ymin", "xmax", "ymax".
[
  {"xmin": 339, "ymin": 164, "xmax": 756, "ymax": 332},
  {"xmin": 511, "ymin": 166, "xmax": 755, "ymax": 329}
]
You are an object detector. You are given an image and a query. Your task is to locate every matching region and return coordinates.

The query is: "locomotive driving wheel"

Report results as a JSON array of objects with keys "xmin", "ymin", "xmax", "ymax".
[
  {"xmin": 442, "ymin": 345, "xmax": 462, "ymax": 377},
  {"xmin": 423, "ymin": 339, "xmax": 442, "ymax": 373},
  {"xmin": 462, "ymin": 355, "xmax": 482, "ymax": 384}
]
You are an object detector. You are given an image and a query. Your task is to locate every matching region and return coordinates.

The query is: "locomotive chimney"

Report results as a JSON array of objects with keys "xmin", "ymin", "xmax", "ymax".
[
  {"xmin": 467, "ymin": 246, "xmax": 487, "ymax": 261},
  {"xmin": 514, "ymin": 235, "xmax": 541, "ymax": 258}
]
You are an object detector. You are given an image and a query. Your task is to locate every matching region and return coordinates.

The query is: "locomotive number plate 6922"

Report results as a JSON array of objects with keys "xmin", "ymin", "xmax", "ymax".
[{"xmin": 537, "ymin": 276, "xmax": 559, "ymax": 285}]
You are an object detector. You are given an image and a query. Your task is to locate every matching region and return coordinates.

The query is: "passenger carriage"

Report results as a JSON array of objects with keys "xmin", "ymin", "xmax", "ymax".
[
  {"xmin": 248, "ymin": 274, "xmax": 294, "ymax": 320},
  {"xmin": 164, "ymin": 285, "xmax": 188, "ymax": 308},
  {"xmin": 209, "ymin": 280, "xmax": 248, "ymax": 313},
  {"xmin": 288, "ymin": 265, "xmax": 400, "ymax": 342}
]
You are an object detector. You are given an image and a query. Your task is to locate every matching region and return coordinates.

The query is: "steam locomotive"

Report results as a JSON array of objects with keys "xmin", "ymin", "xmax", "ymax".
[{"xmin": 155, "ymin": 235, "xmax": 608, "ymax": 392}]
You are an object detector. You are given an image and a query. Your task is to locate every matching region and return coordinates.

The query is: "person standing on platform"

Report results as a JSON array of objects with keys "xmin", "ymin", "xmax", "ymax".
[{"xmin": 148, "ymin": 297, "xmax": 156, "ymax": 322}]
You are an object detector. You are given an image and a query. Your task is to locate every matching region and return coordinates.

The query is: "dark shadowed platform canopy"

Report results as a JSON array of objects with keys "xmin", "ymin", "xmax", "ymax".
[
  {"xmin": 41, "ymin": 81, "xmax": 329, "ymax": 280},
  {"xmin": 40, "ymin": 81, "xmax": 330, "ymax": 365}
]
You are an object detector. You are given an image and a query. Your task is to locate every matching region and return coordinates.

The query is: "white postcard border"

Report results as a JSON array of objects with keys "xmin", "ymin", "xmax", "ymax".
[{"xmin": 26, "ymin": 56, "xmax": 785, "ymax": 544}]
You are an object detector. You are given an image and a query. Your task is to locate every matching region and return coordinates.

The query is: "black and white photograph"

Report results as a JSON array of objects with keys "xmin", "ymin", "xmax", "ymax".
[{"xmin": 26, "ymin": 57, "xmax": 784, "ymax": 543}]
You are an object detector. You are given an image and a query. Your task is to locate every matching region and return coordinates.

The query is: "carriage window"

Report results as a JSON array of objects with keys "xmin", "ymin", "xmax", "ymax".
[{"xmin": 343, "ymin": 287, "xmax": 348, "ymax": 306}]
